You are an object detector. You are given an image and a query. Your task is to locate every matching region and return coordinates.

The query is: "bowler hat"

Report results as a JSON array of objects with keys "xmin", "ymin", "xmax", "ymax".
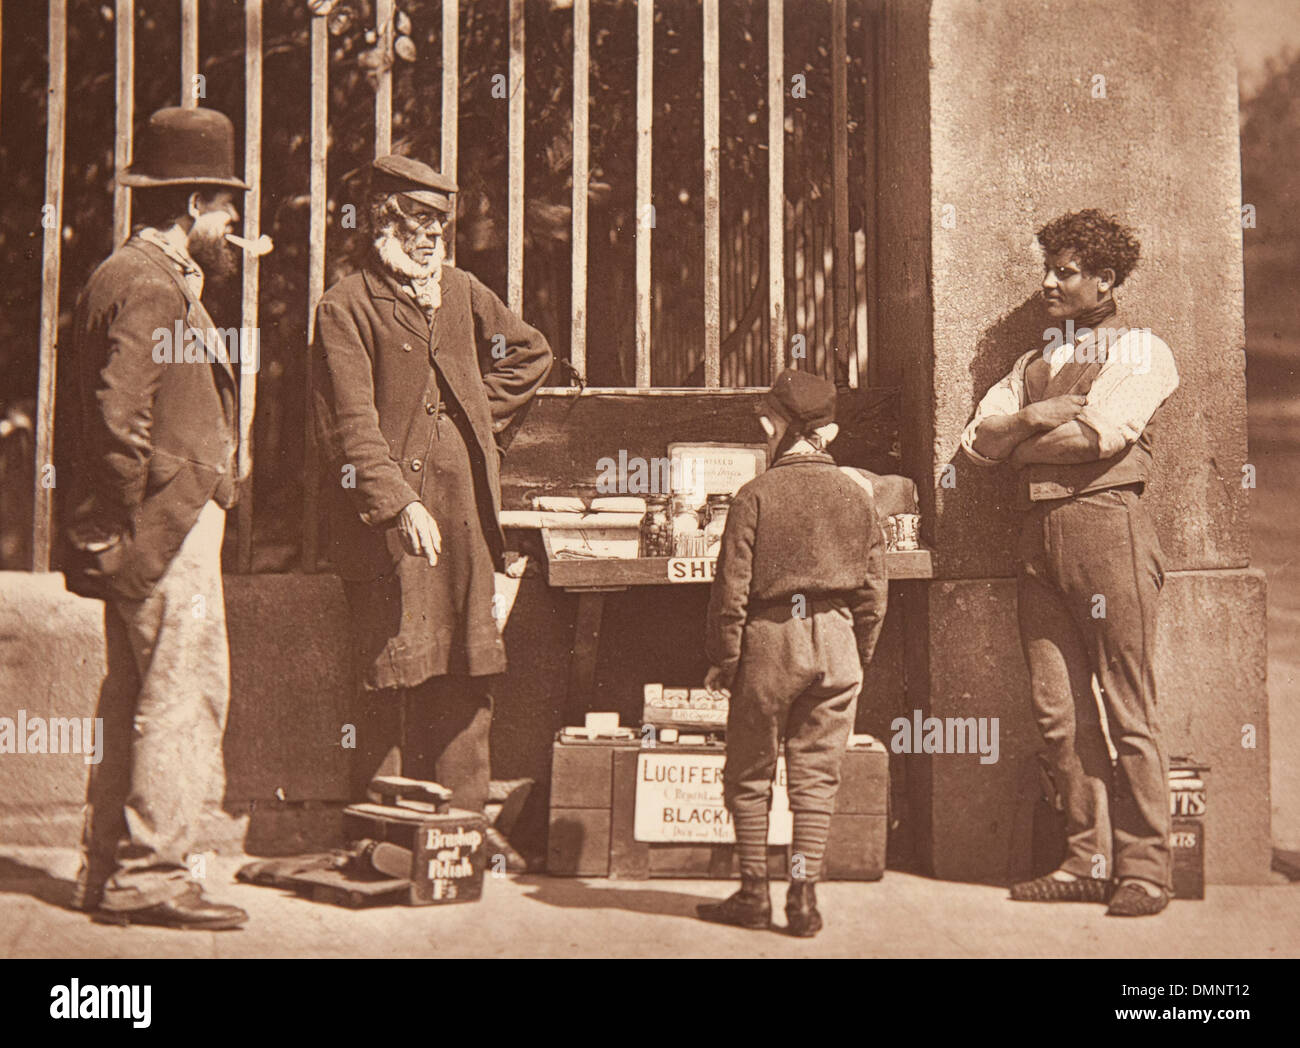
[
  {"xmin": 371, "ymin": 154, "xmax": 457, "ymax": 214},
  {"xmin": 121, "ymin": 107, "xmax": 250, "ymax": 189},
  {"xmin": 762, "ymin": 368, "xmax": 837, "ymax": 431}
]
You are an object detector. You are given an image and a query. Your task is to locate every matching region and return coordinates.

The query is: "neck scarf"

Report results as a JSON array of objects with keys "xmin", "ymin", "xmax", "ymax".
[
  {"xmin": 138, "ymin": 227, "xmax": 204, "ymax": 298},
  {"xmin": 1072, "ymin": 297, "xmax": 1117, "ymax": 331}
]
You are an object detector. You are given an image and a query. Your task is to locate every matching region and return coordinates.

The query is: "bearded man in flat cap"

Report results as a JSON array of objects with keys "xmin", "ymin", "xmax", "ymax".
[{"xmin": 313, "ymin": 156, "xmax": 552, "ymax": 815}]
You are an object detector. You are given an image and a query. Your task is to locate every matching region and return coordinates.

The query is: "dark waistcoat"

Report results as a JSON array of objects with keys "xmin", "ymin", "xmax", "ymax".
[{"xmin": 1017, "ymin": 323, "xmax": 1157, "ymax": 507}]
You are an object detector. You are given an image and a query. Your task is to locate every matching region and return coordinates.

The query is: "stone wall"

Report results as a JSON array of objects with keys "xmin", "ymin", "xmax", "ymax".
[{"xmin": 875, "ymin": 0, "xmax": 1270, "ymax": 883}]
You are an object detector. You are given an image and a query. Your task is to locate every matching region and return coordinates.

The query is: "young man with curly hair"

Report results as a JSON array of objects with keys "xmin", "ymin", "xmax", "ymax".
[{"xmin": 960, "ymin": 210, "xmax": 1179, "ymax": 916}]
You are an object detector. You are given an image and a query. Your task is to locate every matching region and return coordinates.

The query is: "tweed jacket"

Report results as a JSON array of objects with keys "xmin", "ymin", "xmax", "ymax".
[
  {"xmin": 311, "ymin": 263, "xmax": 552, "ymax": 580},
  {"xmin": 64, "ymin": 237, "xmax": 238, "ymax": 600}
]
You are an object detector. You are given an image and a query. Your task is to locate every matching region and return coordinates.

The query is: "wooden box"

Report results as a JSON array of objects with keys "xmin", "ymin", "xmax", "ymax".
[
  {"xmin": 547, "ymin": 736, "xmax": 888, "ymax": 880},
  {"xmin": 344, "ymin": 804, "xmax": 488, "ymax": 905}
]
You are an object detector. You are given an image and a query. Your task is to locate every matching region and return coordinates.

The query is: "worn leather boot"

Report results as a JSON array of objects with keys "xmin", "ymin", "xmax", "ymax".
[
  {"xmin": 697, "ymin": 876, "xmax": 772, "ymax": 929},
  {"xmin": 785, "ymin": 880, "xmax": 823, "ymax": 937}
]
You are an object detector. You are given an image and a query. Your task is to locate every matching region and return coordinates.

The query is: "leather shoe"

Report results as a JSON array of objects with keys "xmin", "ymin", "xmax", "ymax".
[
  {"xmin": 93, "ymin": 885, "xmax": 247, "ymax": 931},
  {"xmin": 1106, "ymin": 881, "xmax": 1170, "ymax": 917},
  {"xmin": 697, "ymin": 876, "xmax": 771, "ymax": 930},
  {"xmin": 1010, "ymin": 873, "xmax": 1113, "ymax": 903},
  {"xmin": 786, "ymin": 880, "xmax": 823, "ymax": 937}
]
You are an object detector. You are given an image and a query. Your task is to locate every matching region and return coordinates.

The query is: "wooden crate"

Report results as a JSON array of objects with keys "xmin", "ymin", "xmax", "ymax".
[
  {"xmin": 547, "ymin": 737, "xmax": 887, "ymax": 880},
  {"xmin": 344, "ymin": 805, "xmax": 488, "ymax": 905}
]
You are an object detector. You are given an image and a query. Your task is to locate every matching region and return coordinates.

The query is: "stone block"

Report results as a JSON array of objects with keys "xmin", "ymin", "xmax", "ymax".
[{"xmin": 906, "ymin": 569, "xmax": 1270, "ymax": 885}]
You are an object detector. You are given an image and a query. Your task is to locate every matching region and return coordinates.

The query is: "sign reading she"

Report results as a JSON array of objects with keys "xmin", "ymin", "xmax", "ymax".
[
  {"xmin": 667, "ymin": 557, "xmax": 716, "ymax": 582},
  {"xmin": 634, "ymin": 752, "xmax": 792, "ymax": 844}
]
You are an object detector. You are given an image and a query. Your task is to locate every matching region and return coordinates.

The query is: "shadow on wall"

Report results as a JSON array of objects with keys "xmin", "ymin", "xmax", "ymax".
[
  {"xmin": 970, "ymin": 295, "xmax": 1045, "ymax": 409},
  {"xmin": 939, "ymin": 296, "xmax": 1047, "ymax": 571}
]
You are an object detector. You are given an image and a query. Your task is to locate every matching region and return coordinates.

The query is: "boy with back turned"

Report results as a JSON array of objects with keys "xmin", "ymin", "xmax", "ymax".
[{"xmin": 701, "ymin": 369, "xmax": 889, "ymax": 937}]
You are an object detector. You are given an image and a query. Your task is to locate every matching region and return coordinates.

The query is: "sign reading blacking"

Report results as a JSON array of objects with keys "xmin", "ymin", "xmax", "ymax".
[{"xmin": 634, "ymin": 751, "xmax": 791, "ymax": 844}]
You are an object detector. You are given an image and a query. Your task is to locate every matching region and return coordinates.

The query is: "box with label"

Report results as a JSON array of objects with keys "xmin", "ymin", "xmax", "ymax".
[
  {"xmin": 344, "ymin": 804, "xmax": 487, "ymax": 905},
  {"xmin": 1169, "ymin": 760, "xmax": 1208, "ymax": 900},
  {"xmin": 547, "ymin": 735, "xmax": 887, "ymax": 880},
  {"xmin": 642, "ymin": 683, "xmax": 728, "ymax": 730}
]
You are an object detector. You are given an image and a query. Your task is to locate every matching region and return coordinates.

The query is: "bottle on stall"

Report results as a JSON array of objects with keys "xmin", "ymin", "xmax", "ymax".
[
  {"xmin": 703, "ymin": 493, "xmax": 732, "ymax": 558},
  {"xmin": 671, "ymin": 490, "xmax": 703, "ymax": 556}
]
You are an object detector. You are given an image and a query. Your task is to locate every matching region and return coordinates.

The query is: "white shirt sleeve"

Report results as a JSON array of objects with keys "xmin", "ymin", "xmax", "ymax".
[
  {"xmin": 1075, "ymin": 330, "xmax": 1179, "ymax": 458},
  {"xmin": 960, "ymin": 352, "xmax": 1032, "ymax": 466}
]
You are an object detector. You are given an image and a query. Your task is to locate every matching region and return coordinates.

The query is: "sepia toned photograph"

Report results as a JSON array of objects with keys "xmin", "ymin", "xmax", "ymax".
[{"xmin": 0, "ymin": 0, "xmax": 1296, "ymax": 996}]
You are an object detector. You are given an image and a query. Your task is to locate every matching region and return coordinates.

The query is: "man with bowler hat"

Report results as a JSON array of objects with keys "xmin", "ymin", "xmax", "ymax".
[
  {"xmin": 312, "ymin": 156, "xmax": 551, "ymax": 819},
  {"xmin": 66, "ymin": 107, "xmax": 253, "ymax": 929}
]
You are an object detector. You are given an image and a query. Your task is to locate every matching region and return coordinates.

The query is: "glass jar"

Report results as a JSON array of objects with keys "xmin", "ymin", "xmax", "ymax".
[
  {"xmin": 703, "ymin": 494, "xmax": 731, "ymax": 557},
  {"xmin": 671, "ymin": 492, "xmax": 701, "ymax": 543},
  {"xmin": 640, "ymin": 496, "xmax": 672, "ymax": 557}
]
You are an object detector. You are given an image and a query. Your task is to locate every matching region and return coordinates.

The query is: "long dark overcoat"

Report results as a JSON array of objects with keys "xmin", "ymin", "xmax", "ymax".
[{"xmin": 312, "ymin": 263, "xmax": 551, "ymax": 688}]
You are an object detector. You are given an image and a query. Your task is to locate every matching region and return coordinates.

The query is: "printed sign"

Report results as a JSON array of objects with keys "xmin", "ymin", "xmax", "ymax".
[
  {"xmin": 667, "ymin": 443, "xmax": 766, "ymax": 497},
  {"xmin": 634, "ymin": 751, "xmax": 791, "ymax": 844},
  {"xmin": 412, "ymin": 818, "xmax": 487, "ymax": 904},
  {"xmin": 667, "ymin": 557, "xmax": 716, "ymax": 583}
]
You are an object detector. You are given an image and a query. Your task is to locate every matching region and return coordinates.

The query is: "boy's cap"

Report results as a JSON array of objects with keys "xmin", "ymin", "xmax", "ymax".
[
  {"xmin": 372, "ymin": 155, "xmax": 457, "ymax": 213},
  {"xmin": 762, "ymin": 369, "xmax": 837, "ymax": 430}
]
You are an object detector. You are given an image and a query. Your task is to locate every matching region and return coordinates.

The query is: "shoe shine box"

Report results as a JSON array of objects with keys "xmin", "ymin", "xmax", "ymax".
[
  {"xmin": 548, "ymin": 733, "xmax": 888, "ymax": 880},
  {"xmin": 344, "ymin": 789, "xmax": 487, "ymax": 905}
]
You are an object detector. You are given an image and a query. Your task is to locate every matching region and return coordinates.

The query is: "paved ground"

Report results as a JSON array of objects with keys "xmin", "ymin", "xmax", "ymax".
[{"xmin": 2, "ymin": 850, "xmax": 1296, "ymax": 959}]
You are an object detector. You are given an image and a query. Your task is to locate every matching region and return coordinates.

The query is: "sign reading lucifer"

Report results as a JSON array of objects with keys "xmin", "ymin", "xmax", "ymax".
[{"xmin": 634, "ymin": 751, "xmax": 792, "ymax": 844}]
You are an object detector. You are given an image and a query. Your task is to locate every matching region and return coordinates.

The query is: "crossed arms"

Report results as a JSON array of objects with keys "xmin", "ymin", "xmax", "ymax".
[{"xmin": 961, "ymin": 337, "xmax": 1180, "ymax": 469}]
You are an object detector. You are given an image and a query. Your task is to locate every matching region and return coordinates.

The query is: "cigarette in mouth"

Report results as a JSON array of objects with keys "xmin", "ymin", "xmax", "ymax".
[{"xmin": 225, "ymin": 233, "xmax": 274, "ymax": 257}]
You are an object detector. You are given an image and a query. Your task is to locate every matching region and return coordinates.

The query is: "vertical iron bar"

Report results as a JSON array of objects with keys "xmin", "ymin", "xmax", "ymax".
[
  {"xmin": 767, "ymin": 0, "xmax": 785, "ymax": 375},
  {"xmin": 702, "ymin": 0, "xmax": 720, "ymax": 387},
  {"xmin": 441, "ymin": 0, "xmax": 459, "ymax": 264},
  {"xmin": 113, "ymin": 0, "xmax": 134, "ymax": 247},
  {"xmin": 831, "ymin": 0, "xmax": 851, "ymax": 385},
  {"xmin": 303, "ymin": 11, "xmax": 329, "ymax": 572},
  {"xmin": 570, "ymin": 0, "xmax": 589, "ymax": 379},
  {"xmin": 635, "ymin": 0, "xmax": 653, "ymax": 386},
  {"xmin": 375, "ymin": 0, "xmax": 393, "ymax": 156},
  {"xmin": 32, "ymin": 0, "xmax": 67, "ymax": 572},
  {"xmin": 236, "ymin": 0, "xmax": 263, "ymax": 573},
  {"xmin": 180, "ymin": 0, "xmax": 198, "ymax": 106},
  {"xmin": 508, "ymin": 0, "xmax": 525, "ymax": 313}
]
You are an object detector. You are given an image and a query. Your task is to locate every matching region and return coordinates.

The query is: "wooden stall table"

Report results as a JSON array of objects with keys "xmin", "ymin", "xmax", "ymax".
[{"xmin": 526, "ymin": 527, "xmax": 934, "ymax": 717}]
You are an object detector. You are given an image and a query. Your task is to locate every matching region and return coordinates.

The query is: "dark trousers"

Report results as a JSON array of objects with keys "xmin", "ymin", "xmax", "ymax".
[
  {"xmin": 354, "ymin": 674, "xmax": 494, "ymax": 813},
  {"xmin": 1017, "ymin": 487, "xmax": 1170, "ymax": 888}
]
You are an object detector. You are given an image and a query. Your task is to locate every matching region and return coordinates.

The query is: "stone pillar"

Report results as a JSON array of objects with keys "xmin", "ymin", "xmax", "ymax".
[{"xmin": 875, "ymin": 0, "xmax": 1270, "ymax": 883}]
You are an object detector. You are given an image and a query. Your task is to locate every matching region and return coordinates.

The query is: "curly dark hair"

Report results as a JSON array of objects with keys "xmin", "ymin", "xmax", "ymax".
[{"xmin": 1036, "ymin": 209, "xmax": 1142, "ymax": 287}]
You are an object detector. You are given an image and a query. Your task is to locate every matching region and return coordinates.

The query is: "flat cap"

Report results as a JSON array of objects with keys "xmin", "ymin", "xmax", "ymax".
[
  {"xmin": 762, "ymin": 368, "xmax": 837, "ymax": 431},
  {"xmin": 372, "ymin": 154, "xmax": 457, "ymax": 213}
]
